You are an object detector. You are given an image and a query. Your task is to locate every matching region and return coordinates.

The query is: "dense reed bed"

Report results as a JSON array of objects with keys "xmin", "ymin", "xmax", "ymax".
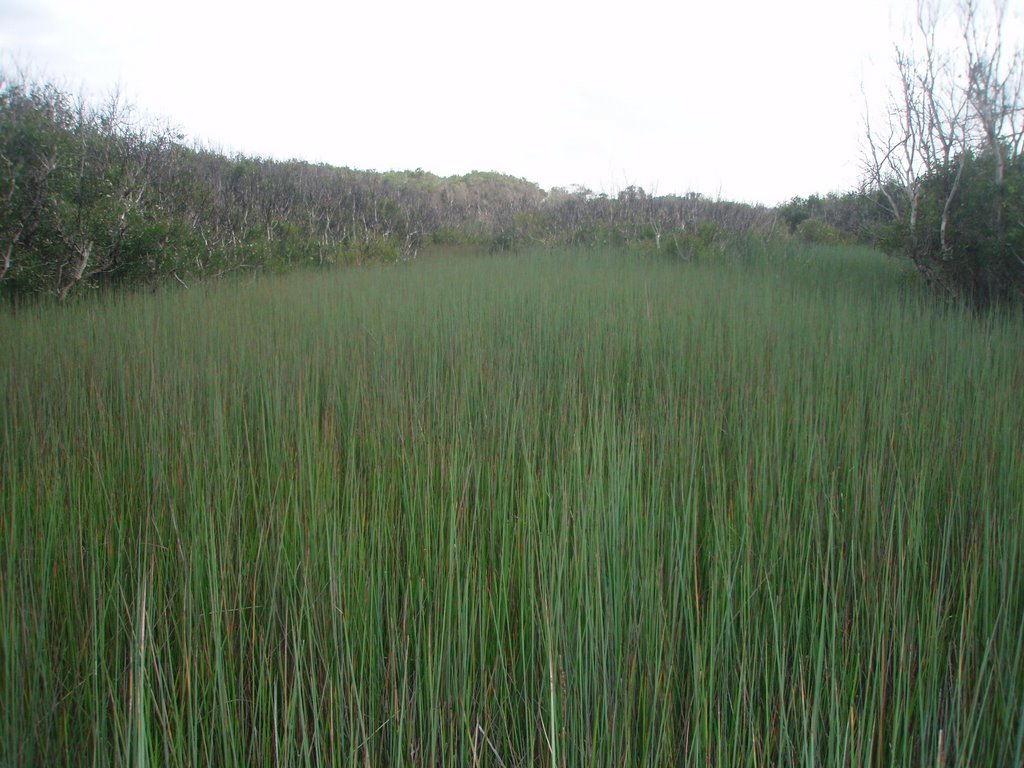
[{"xmin": 2, "ymin": 246, "xmax": 1022, "ymax": 765}]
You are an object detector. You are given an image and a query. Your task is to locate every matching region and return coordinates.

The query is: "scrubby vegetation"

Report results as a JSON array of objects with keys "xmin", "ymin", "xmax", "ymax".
[
  {"xmin": 0, "ymin": 72, "xmax": 779, "ymax": 301},
  {"xmin": 4, "ymin": 49, "xmax": 1020, "ymax": 311},
  {"xmin": 2, "ymin": 245, "xmax": 1022, "ymax": 765},
  {"xmin": 879, "ymin": 151, "xmax": 1024, "ymax": 307}
]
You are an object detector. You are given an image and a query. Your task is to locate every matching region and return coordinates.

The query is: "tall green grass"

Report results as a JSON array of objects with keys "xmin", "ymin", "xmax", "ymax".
[{"xmin": 2, "ymin": 245, "xmax": 1022, "ymax": 765}]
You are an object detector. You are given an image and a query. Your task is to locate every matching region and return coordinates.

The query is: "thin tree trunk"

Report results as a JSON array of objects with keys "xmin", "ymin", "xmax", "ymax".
[{"xmin": 58, "ymin": 241, "xmax": 92, "ymax": 302}]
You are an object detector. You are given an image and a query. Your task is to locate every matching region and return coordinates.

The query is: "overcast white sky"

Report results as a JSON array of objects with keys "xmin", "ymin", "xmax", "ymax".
[{"xmin": 0, "ymin": 0, "xmax": 942, "ymax": 204}]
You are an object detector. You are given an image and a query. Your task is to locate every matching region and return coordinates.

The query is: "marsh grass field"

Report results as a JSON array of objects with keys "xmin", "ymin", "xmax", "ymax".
[{"xmin": 2, "ymin": 245, "xmax": 1023, "ymax": 765}]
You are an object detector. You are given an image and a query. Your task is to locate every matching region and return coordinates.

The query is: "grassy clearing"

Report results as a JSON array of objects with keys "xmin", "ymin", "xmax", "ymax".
[{"xmin": 2, "ymin": 245, "xmax": 1022, "ymax": 765}]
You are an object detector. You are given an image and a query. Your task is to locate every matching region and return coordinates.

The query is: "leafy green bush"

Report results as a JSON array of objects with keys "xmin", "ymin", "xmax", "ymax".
[
  {"xmin": 488, "ymin": 229, "xmax": 517, "ymax": 253},
  {"xmin": 884, "ymin": 151, "xmax": 1024, "ymax": 307},
  {"xmin": 666, "ymin": 221, "xmax": 726, "ymax": 260},
  {"xmin": 430, "ymin": 227, "xmax": 464, "ymax": 246},
  {"xmin": 796, "ymin": 218, "xmax": 851, "ymax": 246}
]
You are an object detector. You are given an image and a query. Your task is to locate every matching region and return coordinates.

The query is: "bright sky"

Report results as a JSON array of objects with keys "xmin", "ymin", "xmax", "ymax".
[{"xmin": 2, "ymin": 0, "xmax": 927, "ymax": 204}]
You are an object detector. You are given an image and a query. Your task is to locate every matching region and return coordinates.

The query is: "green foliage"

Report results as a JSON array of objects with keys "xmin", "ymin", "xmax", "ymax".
[
  {"xmin": 883, "ymin": 150, "xmax": 1024, "ymax": 307},
  {"xmin": 322, "ymin": 236, "xmax": 402, "ymax": 266},
  {"xmin": 779, "ymin": 198, "xmax": 810, "ymax": 234},
  {"xmin": 795, "ymin": 217, "xmax": 851, "ymax": 245},
  {"xmin": 777, "ymin": 194, "xmax": 888, "ymax": 245},
  {"xmin": 0, "ymin": 72, "xmax": 782, "ymax": 300},
  {"xmin": 430, "ymin": 227, "xmax": 464, "ymax": 246},
  {"xmin": 358, "ymin": 236, "xmax": 400, "ymax": 262},
  {"xmin": 488, "ymin": 228, "xmax": 518, "ymax": 252},
  {"xmin": 670, "ymin": 220, "xmax": 726, "ymax": 259},
  {"xmin": 2, "ymin": 246, "xmax": 1021, "ymax": 764},
  {"xmin": 0, "ymin": 76, "xmax": 175, "ymax": 298},
  {"xmin": 0, "ymin": 73, "xmax": 557, "ymax": 298}
]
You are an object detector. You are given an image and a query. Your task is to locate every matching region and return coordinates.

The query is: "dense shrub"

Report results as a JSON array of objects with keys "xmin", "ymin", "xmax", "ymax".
[
  {"xmin": 880, "ymin": 151, "xmax": 1024, "ymax": 307},
  {"xmin": 796, "ymin": 218, "xmax": 851, "ymax": 246}
]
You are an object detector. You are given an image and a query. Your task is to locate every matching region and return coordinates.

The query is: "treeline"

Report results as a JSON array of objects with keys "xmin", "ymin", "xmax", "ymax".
[
  {"xmin": 0, "ymin": 73, "xmax": 788, "ymax": 300},
  {"xmin": 6, "ymin": 68, "xmax": 1018, "ymax": 307},
  {"xmin": 0, "ymin": 72, "xmax": 546, "ymax": 298}
]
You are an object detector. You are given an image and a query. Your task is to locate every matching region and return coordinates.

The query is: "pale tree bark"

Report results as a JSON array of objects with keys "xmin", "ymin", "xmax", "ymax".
[{"xmin": 0, "ymin": 152, "xmax": 16, "ymax": 284}]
